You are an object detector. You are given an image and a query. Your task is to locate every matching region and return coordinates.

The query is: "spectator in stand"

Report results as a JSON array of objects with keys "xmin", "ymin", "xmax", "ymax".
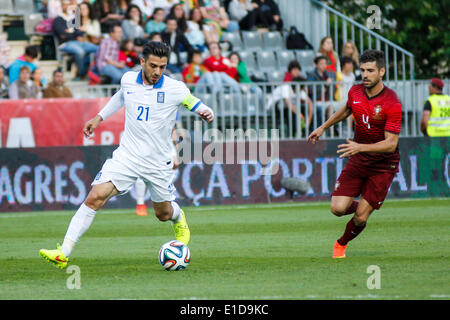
[
  {"xmin": 53, "ymin": 0, "xmax": 98, "ymax": 80},
  {"xmin": 203, "ymin": 41, "xmax": 240, "ymax": 92},
  {"xmin": 8, "ymin": 46, "xmax": 39, "ymax": 84},
  {"xmin": 154, "ymin": 0, "xmax": 180, "ymax": 16},
  {"xmin": 251, "ymin": 0, "xmax": 283, "ymax": 31},
  {"xmin": 182, "ymin": 49, "xmax": 210, "ymax": 84},
  {"xmin": 131, "ymin": 0, "xmax": 155, "ymax": 21},
  {"xmin": 166, "ymin": 3, "xmax": 189, "ymax": 33},
  {"xmin": 93, "ymin": 0, "xmax": 124, "ymax": 34},
  {"xmin": 185, "ymin": 7, "xmax": 208, "ymax": 51},
  {"xmin": 338, "ymin": 56, "xmax": 356, "ymax": 104},
  {"xmin": 228, "ymin": 0, "xmax": 257, "ymax": 31},
  {"xmin": 79, "ymin": 1, "xmax": 102, "ymax": 45},
  {"xmin": 145, "ymin": 8, "xmax": 167, "ymax": 35},
  {"xmin": 96, "ymin": 24, "xmax": 131, "ymax": 84},
  {"xmin": 31, "ymin": 67, "xmax": 47, "ymax": 99},
  {"xmin": 8, "ymin": 66, "xmax": 40, "ymax": 100},
  {"xmin": 122, "ymin": 4, "xmax": 146, "ymax": 41},
  {"xmin": 341, "ymin": 40, "xmax": 361, "ymax": 80},
  {"xmin": 149, "ymin": 32, "xmax": 163, "ymax": 42},
  {"xmin": 316, "ymin": 36, "xmax": 340, "ymax": 75},
  {"xmin": 306, "ymin": 55, "xmax": 332, "ymax": 126},
  {"xmin": 119, "ymin": 39, "xmax": 140, "ymax": 69},
  {"xmin": 0, "ymin": 67, "xmax": 9, "ymax": 100},
  {"xmin": 282, "ymin": 60, "xmax": 313, "ymax": 128},
  {"xmin": 43, "ymin": 69, "xmax": 73, "ymax": 98},
  {"xmin": 198, "ymin": 0, "xmax": 240, "ymax": 35},
  {"xmin": 337, "ymin": 56, "xmax": 356, "ymax": 133},
  {"xmin": 421, "ymin": 78, "xmax": 450, "ymax": 137},
  {"xmin": 161, "ymin": 17, "xmax": 195, "ymax": 73}
]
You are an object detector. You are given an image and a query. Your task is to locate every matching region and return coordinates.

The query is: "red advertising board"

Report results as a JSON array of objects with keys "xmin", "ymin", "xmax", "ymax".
[{"xmin": 0, "ymin": 98, "xmax": 125, "ymax": 147}]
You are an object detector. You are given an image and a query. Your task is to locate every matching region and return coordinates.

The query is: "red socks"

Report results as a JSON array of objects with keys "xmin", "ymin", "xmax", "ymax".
[{"xmin": 337, "ymin": 217, "xmax": 366, "ymax": 246}]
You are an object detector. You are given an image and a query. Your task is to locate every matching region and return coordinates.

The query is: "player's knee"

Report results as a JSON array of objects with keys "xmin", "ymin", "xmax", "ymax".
[
  {"xmin": 85, "ymin": 190, "xmax": 106, "ymax": 211},
  {"xmin": 353, "ymin": 213, "xmax": 368, "ymax": 225},
  {"xmin": 330, "ymin": 203, "xmax": 346, "ymax": 217}
]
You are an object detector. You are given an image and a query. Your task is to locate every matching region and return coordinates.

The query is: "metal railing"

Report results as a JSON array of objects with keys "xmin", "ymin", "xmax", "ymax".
[
  {"xmin": 70, "ymin": 79, "xmax": 449, "ymax": 140},
  {"xmin": 309, "ymin": 0, "xmax": 415, "ymax": 81}
]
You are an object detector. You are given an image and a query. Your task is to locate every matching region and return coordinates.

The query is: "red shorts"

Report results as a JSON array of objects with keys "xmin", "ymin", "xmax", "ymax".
[{"xmin": 331, "ymin": 162, "xmax": 395, "ymax": 210}]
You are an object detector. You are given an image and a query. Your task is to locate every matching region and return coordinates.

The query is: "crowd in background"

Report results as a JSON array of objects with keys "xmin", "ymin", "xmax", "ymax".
[{"xmin": 0, "ymin": 0, "xmax": 366, "ymax": 134}]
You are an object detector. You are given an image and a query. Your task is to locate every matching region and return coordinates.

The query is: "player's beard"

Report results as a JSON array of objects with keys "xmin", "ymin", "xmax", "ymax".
[
  {"xmin": 143, "ymin": 68, "xmax": 160, "ymax": 85},
  {"xmin": 363, "ymin": 77, "xmax": 380, "ymax": 89}
]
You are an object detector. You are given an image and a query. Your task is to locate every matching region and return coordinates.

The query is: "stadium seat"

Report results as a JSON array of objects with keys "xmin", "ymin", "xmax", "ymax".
[
  {"xmin": 221, "ymin": 93, "xmax": 242, "ymax": 116},
  {"xmin": 0, "ymin": 0, "xmax": 13, "ymax": 14},
  {"xmin": 239, "ymin": 50, "xmax": 257, "ymax": 70},
  {"xmin": 266, "ymin": 70, "xmax": 285, "ymax": 82},
  {"xmin": 295, "ymin": 50, "xmax": 315, "ymax": 72},
  {"xmin": 262, "ymin": 32, "xmax": 284, "ymax": 49},
  {"xmin": 24, "ymin": 13, "xmax": 47, "ymax": 37},
  {"xmin": 276, "ymin": 50, "xmax": 296, "ymax": 70},
  {"xmin": 249, "ymin": 70, "xmax": 267, "ymax": 82},
  {"xmin": 242, "ymin": 31, "xmax": 263, "ymax": 50},
  {"xmin": 14, "ymin": 0, "xmax": 35, "ymax": 14},
  {"xmin": 222, "ymin": 32, "xmax": 243, "ymax": 51},
  {"xmin": 256, "ymin": 51, "xmax": 277, "ymax": 72}
]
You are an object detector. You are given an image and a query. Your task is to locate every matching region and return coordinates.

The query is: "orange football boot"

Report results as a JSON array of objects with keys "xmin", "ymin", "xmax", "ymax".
[
  {"xmin": 332, "ymin": 241, "xmax": 347, "ymax": 258},
  {"xmin": 136, "ymin": 204, "xmax": 148, "ymax": 216}
]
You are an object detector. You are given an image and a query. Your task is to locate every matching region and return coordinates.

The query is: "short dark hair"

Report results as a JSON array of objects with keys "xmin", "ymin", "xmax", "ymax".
[
  {"xmin": 149, "ymin": 32, "xmax": 161, "ymax": 41},
  {"xmin": 109, "ymin": 22, "xmax": 122, "ymax": 34},
  {"xmin": 360, "ymin": 50, "xmax": 385, "ymax": 70},
  {"xmin": 340, "ymin": 56, "xmax": 354, "ymax": 68},
  {"xmin": 189, "ymin": 49, "xmax": 203, "ymax": 63},
  {"xmin": 25, "ymin": 46, "xmax": 38, "ymax": 59},
  {"xmin": 314, "ymin": 55, "xmax": 327, "ymax": 65},
  {"xmin": 288, "ymin": 60, "xmax": 301, "ymax": 72},
  {"xmin": 142, "ymin": 41, "xmax": 171, "ymax": 60},
  {"xmin": 53, "ymin": 68, "xmax": 63, "ymax": 76}
]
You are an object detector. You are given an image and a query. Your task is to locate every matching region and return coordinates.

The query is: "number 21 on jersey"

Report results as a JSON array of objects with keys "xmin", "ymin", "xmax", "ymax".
[{"xmin": 137, "ymin": 106, "xmax": 150, "ymax": 121}]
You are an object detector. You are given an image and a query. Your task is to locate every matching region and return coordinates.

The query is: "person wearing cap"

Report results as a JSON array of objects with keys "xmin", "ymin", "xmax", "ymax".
[{"xmin": 420, "ymin": 78, "xmax": 450, "ymax": 137}]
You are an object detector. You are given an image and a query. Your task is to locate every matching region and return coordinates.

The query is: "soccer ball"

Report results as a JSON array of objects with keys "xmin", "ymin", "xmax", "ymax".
[{"xmin": 158, "ymin": 240, "xmax": 190, "ymax": 271}]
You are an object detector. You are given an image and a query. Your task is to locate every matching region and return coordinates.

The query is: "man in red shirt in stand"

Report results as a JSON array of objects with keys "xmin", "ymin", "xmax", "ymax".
[
  {"xmin": 308, "ymin": 50, "xmax": 402, "ymax": 258},
  {"xmin": 203, "ymin": 42, "xmax": 240, "ymax": 93}
]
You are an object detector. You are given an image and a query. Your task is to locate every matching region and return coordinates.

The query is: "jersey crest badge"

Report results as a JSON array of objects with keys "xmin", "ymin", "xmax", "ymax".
[
  {"xmin": 372, "ymin": 105, "xmax": 382, "ymax": 120},
  {"xmin": 157, "ymin": 92, "xmax": 165, "ymax": 103}
]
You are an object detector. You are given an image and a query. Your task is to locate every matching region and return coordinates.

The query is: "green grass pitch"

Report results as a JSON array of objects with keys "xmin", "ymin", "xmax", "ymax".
[{"xmin": 0, "ymin": 199, "xmax": 449, "ymax": 300}]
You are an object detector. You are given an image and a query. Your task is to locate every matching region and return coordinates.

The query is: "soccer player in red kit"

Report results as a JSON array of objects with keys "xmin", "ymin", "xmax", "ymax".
[{"xmin": 307, "ymin": 50, "xmax": 402, "ymax": 258}]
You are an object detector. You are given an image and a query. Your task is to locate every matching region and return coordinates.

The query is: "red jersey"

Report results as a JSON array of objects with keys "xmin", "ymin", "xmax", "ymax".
[
  {"xmin": 346, "ymin": 84, "xmax": 402, "ymax": 172},
  {"xmin": 203, "ymin": 55, "xmax": 238, "ymax": 79}
]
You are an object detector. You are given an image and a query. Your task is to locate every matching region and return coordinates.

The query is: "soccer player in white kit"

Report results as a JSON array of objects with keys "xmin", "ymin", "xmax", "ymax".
[{"xmin": 39, "ymin": 42, "xmax": 214, "ymax": 269}]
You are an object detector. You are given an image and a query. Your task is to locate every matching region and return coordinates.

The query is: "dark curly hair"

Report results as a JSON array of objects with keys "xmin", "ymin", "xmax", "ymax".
[{"xmin": 360, "ymin": 50, "xmax": 385, "ymax": 70}]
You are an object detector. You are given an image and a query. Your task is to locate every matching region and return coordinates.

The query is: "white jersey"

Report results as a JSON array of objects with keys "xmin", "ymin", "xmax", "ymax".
[{"xmin": 98, "ymin": 70, "xmax": 201, "ymax": 171}]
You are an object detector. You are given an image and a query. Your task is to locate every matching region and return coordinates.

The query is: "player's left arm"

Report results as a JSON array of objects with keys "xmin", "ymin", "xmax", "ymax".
[
  {"xmin": 337, "ymin": 101, "xmax": 402, "ymax": 158},
  {"xmin": 337, "ymin": 132, "xmax": 399, "ymax": 158},
  {"xmin": 181, "ymin": 93, "xmax": 214, "ymax": 123}
]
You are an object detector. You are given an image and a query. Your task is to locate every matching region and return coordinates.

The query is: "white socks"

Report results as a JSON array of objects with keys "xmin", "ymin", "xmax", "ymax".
[
  {"xmin": 135, "ymin": 178, "xmax": 146, "ymax": 205},
  {"xmin": 170, "ymin": 201, "xmax": 181, "ymax": 224},
  {"xmin": 61, "ymin": 203, "xmax": 97, "ymax": 257}
]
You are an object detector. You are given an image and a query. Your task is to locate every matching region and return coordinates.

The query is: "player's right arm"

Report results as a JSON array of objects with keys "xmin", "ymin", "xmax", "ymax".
[
  {"xmin": 308, "ymin": 86, "xmax": 354, "ymax": 144},
  {"xmin": 307, "ymin": 104, "xmax": 352, "ymax": 144},
  {"xmin": 83, "ymin": 88, "xmax": 124, "ymax": 137}
]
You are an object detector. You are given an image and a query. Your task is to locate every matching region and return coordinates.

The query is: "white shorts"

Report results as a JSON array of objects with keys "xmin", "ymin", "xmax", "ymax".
[{"xmin": 91, "ymin": 157, "xmax": 176, "ymax": 203}]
